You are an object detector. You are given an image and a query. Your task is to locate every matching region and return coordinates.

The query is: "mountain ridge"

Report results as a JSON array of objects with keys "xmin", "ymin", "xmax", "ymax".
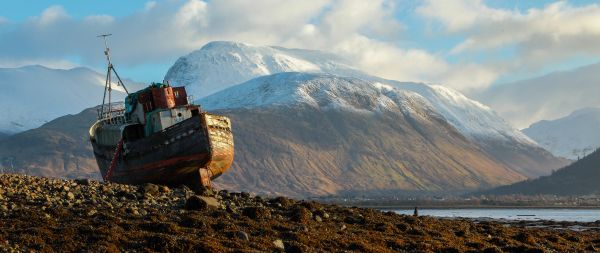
[
  {"xmin": 0, "ymin": 65, "xmax": 132, "ymax": 134},
  {"xmin": 523, "ymin": 107, "xmax": 600, "ymax": 159},
  {"xmin": 0, "ymin": 107, "xmax": 100, "ymax": 179},
  {"xmin": 483, "ymin": 147, "xmax": 600, "ymax": 196}
]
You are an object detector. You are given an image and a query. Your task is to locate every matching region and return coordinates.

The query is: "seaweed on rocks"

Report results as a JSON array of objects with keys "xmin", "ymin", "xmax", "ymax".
[{"xmin": 0, "ymin": 174, "xmax": 599, "ymax": 252}]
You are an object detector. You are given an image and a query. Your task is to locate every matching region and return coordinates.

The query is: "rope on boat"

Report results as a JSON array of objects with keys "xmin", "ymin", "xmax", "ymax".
[{"xmin": 104, "ymin": 138, "xmax": 124, "ymax": 182}]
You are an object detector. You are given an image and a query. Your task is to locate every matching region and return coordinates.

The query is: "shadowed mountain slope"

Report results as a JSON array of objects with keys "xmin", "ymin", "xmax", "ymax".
[
  {"xmin": 483, "ymin": 148, "xmax": 600, "ymax": 196},
  {"xmin": 0, "ymin": 107, "xmax": 100, "ymax": 179}
]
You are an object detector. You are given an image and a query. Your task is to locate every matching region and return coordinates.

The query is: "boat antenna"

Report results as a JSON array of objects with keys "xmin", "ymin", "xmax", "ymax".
[{"xmin": 98, "ymin": 34, "xmax": 130, "ymax": 119}]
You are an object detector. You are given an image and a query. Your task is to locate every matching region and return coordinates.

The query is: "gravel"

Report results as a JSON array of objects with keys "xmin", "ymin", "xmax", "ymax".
[{"xmin": 1, "ymin": 174, "xmax": 599, "ymax": 252}]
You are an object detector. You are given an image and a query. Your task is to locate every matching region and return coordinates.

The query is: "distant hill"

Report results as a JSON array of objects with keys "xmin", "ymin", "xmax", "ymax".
[
  {"xmin": 474, "ymin": 62, "xmax": 600, "ymax": 129},
  {"xmin": 0, "ymin": 107, "xmax": 100, "ymax": 179},
  {"xmin": 0, "ymin": 66, "xmax": 106, "ymax": 134},
  {"xmin": 0, "ymin": 132, "xmax": 8, "ymax": 141},
  {"xmin": 0, "ymin": 65, "xmax": 138, "ymax": 135},
  {"xmin": 483, "ymin": 149, "xmax": 600, "ymax": 196},
  {"xmin": 523, "ymin": 107, "xmax": 600, "ymax": 160}
]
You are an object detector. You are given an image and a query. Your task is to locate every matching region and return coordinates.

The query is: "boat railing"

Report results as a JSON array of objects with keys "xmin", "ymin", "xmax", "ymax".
[{"xmin": 97, "ymin": 108, "xmax": 129, "ymax": 125}]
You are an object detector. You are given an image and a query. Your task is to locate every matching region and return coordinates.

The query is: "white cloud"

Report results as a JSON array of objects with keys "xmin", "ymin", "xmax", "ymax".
[
  {"xmin": 144, "ymin": 1, "xmax": 157, "ymax": 11},
  {"xmin": 0, "ymin": 0, "xmax": 511, "ymax": 92},
  {"xmin": 417, "ymin": 0, "xmax": 510, "ymax": 32},
  {"xmin": 0, "ymin": 17, "xmax": 8, "ymax": 25},
  {"xmin": 0, "ymin": 0, "xmax": 331, "ymax": 67},
  {"xmin": 474, "ymin": 63, "xmax": 600, "ymax": 128},
  {"xmin": 328, "ymin": 34, "xmax": 499, "ymax": 91},
  {"xmin": 83, "ymin": 15, "xmax": 114, "ymax": 24},
  {"xmin": 0, "ymin": 59, "xmax": 78, "ymax": 69},
  {"xmin": 332, "ymin": 35, "xmax": 447, "ymax": 82},
  {"xmin": 438, "ymin": 63, "xmax": 500, "ymax": 92},
  {"xmin": 419, "ymin": 1, "xmax": 600, "ymax": 70},
  {"xmin": 0, "ymin": 2, "xmax": 421, "ymax": 77},
  {"xmin": 321, "ymin": 0, "xmax": 403, "ymax": 40},
  {"xmin": 36, "ymin": 5, "xmax": 70, "ymax": 25}
]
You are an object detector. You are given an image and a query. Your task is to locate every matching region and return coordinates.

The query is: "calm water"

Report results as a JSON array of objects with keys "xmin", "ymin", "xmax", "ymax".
[{"xmin": 391, "ymin": 208, "xmax": 600, "ymax": 222}]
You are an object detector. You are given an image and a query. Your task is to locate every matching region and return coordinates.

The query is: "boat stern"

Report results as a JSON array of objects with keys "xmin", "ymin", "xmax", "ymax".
[{"xmin": 202, "ymin": 113, "xmax": 234, "ymax": 182}]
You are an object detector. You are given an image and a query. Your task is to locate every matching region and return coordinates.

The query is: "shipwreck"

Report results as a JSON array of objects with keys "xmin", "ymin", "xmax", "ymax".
[{"xmin": 89, "ymin": 34, "xmax": 234, "ymax": 188}]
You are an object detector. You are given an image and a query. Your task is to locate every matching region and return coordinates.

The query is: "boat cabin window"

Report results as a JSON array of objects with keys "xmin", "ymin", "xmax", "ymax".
[{"xmin": 123, "ymin": 124, "xmax": 145, "ymax": 142}]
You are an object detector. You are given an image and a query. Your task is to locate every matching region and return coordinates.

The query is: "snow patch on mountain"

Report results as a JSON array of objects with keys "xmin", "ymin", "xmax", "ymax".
[
  {"xmin": 523, "ymin": 107, "xmax": 600, "ymax": 159},
  {"xmin": 389, "ymin": 82, "xmax": 536, "ymax": 145},
  {"xmin": 200, "ymin": 72, "xmax": 436, "ymax": 119},
  {"xmin": 0, "ymin": 65, "xmax": 132, "ymax": 134}
]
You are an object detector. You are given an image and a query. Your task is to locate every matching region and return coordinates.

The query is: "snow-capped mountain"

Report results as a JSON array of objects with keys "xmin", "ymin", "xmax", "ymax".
[
  {"xmin": 200, "ymin": 71, "xmax": 533, "ymax": 146},
  {"xmin": 523, "ymin": 107, "xmax": 600, "ymax": 160},
  {"xmin": 167, "ymin": 41, "xmax": 533, "ymax": 146},
  {"xmin": 166, "ymin": 41, "xmax": 567, "ymax": 179},
  {"xmin": 0, "ymin": 65, "xmax": 133, "ymax": 134},
  {"xmin": 201, "ymin": 72, "xmax": 531, "ymax": 195},
  {"xmin": 165, "ymin": 41, "xmax": 366, "ymax": 98}
]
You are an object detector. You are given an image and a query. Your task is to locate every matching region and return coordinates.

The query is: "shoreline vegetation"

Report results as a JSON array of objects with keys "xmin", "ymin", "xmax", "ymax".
[
  {"xmin": 364, "ymin": 205, "xmax": 600, "ymax": 210},
  {"xmin": 318, "ymin": 196, "xmax": 600, "ymax": 209},
  {"xmin": 1, "ymin": 174, "xmax": 600, "ymax": 252}
]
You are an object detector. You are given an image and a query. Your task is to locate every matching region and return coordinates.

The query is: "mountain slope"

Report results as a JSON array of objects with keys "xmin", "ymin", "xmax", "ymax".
[
  {"xmin": 484, "ymin": 148, "xmax": 600, "ymax": 196},
  {"xmin": 523, "ymin": 107, "xmax": 600, "ymax": 160},
  {"xmin": 166, "ymin": 41, "xmax": 567, "ymax": 178},
  {"xmin": 387, "ymin": 82, "xmax": 566, "ymax": 177},
  {"xmin": 0, "ymin": 107, "xmax": 100, "ymax": 179},
  {"xmin": 0, "ymin": 65, "xmax": 131, "ymax": 134},
  {"xmin": 203, "ymin": 73, "xmax": 527, "ymax": 196},
  {"xmin": 474, "ymin": 62, "xmax": 600, "ymax": 129},
  {"xmin": 389, "ymin": 82, "xmax": 534, "ymax": 145}
]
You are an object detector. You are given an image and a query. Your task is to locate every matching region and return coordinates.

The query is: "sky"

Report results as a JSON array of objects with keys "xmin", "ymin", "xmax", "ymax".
[{"xmin": 1, "ymin": 0, "xmax": 599, "ymax": 95}]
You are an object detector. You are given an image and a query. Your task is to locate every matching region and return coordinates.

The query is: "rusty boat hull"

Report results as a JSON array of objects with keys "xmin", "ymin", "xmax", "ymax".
[{"xmin": 90, "ymin": 113, "xmax": 234, "ymax": 188}]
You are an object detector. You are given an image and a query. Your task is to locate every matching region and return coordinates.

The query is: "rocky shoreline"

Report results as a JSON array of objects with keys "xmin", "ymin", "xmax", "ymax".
[{"xmin": 1, "ymin": 174, "xmax": 599, "ymax": 252}]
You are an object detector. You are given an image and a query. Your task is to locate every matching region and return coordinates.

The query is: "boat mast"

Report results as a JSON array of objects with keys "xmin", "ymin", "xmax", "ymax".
[{"xmin": 97, "ymin": 34, "xmax": 129, "ymax": 119}]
